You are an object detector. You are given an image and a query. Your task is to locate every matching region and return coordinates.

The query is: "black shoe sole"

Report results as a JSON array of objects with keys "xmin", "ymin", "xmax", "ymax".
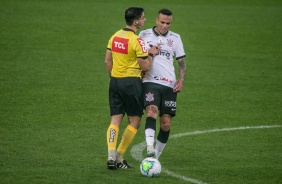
[
  {"xmin": 107, "ymin": 165, "xmax": 116, "ymax": 170},
  {"xmin": 107, "ymin": 160, "xmax": 117, "ymax": 170}
]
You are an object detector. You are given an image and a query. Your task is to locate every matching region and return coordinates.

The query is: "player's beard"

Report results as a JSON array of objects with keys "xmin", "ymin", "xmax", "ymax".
[{"xmin": 156, "ymin": 26, "xmax": 168, "ymax": 35}]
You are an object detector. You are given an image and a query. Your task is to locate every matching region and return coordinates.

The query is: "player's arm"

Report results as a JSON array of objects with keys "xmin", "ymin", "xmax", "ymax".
[
  {"xmin": 178, "ymin": 57, "xmax": 186, "ymax": 82},
  {"xmin": 173, "ymin": 57, "xmax": 186, "ymax": 92},
  {"xmin": 105, "ymin": 49, "xmax": 113, "ymax": 76}
]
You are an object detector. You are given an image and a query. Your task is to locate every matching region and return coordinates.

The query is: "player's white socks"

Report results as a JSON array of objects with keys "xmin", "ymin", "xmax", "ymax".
[
  {"xmin": 155, "ymin": 139, "xmax": 166, "ymax": 159},
  {"xmin": 145, "ymin": 128, "xmax": 155, "ymax": 147}
]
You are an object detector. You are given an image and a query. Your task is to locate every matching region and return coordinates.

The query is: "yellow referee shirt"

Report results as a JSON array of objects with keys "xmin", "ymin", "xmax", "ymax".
[{"xmin": 107, "ymin": 28, "xmax": 148, "ymax": 78}]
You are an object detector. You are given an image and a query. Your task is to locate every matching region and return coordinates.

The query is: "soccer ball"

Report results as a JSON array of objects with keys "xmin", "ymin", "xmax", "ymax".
[{"xmin": 140, "ymin": 157, "xmax": 161, "ymax": 177}]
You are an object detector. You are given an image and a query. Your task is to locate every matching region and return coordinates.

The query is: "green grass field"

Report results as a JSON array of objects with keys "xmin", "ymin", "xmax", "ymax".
[{"xmin": 1, "ymin": 0, "xmax": 281, "ymax": 183}]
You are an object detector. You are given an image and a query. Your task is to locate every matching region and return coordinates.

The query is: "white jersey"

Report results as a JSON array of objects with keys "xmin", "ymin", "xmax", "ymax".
[{"xmin": 139, "ymin": 27, "xmax": 186, "ymax": 88}]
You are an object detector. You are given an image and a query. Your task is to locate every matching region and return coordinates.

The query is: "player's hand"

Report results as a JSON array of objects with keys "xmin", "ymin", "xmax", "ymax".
[
  {"xmin": 141, "ymin": 70, "xmax": 147, "ymax": 80},
  {"xmin": 148, "ymin": 45, "xmax": 161, "ymax": 56},
  {"xmin": 173, "ymin": 78, "xmax": 184, "ymax": 93}
]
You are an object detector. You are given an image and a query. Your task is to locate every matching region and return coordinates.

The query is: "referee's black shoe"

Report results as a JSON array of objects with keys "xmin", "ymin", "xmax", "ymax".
[
  {"xmin": 107, "ymin": 159, "xmax": 117, "ymax": 170},
  {"xmin": 116, "ymin": 160, "xmax": 134, "ymax": 169}
]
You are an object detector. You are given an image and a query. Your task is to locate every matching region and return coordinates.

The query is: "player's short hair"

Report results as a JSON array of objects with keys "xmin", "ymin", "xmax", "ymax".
[
  {"xmin": 125, "ymin": 7, "xmax": 144, "ymax": 26},
  {"xmin": 158, "ymin": 8, "xmax": 173, "ymax": 16}
]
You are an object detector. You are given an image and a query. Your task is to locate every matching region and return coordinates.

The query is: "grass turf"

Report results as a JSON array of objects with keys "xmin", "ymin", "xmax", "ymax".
[{"xmin": 1, "ymin": 0, "xmax": 281, "ymax": 183}]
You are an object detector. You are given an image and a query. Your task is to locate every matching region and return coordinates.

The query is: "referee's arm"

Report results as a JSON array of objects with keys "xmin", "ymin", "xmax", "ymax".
[{"xmin": 105, "ymin": 49, "xmax": 113, "ymax": 76}]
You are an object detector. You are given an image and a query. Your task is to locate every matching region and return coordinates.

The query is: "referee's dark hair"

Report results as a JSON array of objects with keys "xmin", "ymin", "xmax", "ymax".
[
  {"xmin": 158, "ymin": 8, "xmax": 173, "ymax": 16},
  {"xmin": 125, "ymin": 7, "xmax": 144, "ymax": 26}
]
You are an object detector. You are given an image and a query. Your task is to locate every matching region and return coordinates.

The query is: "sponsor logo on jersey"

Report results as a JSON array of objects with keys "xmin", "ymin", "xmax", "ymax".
[
  {"xmin": 153, "ymin": 76, "xmax": 173, "ymax": 83},
  {"xmin": 165, "ymin": 100, "xmax": 176, "ymax": 108},
  {"xmin": 156, "ymin": 49, "xmax": 171, "ymax": 60},
  {"xmin": 145, "ymin": 92, "xmax": 154, "ymax": 102},
  {"xmin": 112, "ymin": 37, "xmax": 128, "ymax": 54},
  {"xmin": 137, "ymin": 38, "xmax": 147, "ymax": 53}
]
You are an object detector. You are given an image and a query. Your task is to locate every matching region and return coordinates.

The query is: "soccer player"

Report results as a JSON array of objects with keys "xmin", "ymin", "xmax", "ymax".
[
  {"xmin": 139, "ymin": 8, "xmax": 186, "ymax": 159},
  {"xmin": 105, "ymin": 7, "xmax": 160, "ymax": 169}
]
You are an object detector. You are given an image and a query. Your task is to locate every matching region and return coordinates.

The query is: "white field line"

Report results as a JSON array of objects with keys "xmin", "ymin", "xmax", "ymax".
[
  {"xmin": 170, "ymin": 125, "xmax": 282, "ymax": 139},
  {"xmin": 163, "ymin": 169, "xmax": 208, "ymax": 184},
  {"xmin": 130, "ymin": 125, "xmax": 282, "ymax": 184}
]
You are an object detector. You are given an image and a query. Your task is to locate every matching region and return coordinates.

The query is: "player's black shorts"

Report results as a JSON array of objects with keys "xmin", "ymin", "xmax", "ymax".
[
  {"xmin": 109, "ymin": 77, "xmax": 143, "ymax": 116},
  {"xmin": 143, "ymin": 82, "xmax": 177, "ymax": 117}
]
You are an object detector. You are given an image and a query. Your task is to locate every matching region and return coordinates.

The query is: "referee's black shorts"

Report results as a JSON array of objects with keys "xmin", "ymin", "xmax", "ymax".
[{"xmin": 109, "ymin": 77, "xmax": 143, "ymax": 116}]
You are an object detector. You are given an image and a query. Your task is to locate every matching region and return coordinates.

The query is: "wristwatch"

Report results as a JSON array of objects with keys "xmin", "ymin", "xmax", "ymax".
[{"xmin": 148, "ymin": 53, "xmax": 154, "ymax": 57}]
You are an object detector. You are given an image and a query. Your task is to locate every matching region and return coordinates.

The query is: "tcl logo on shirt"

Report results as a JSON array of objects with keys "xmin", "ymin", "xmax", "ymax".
[
  {"xmin": 137, "ymin": 38, "xmax": 147, "ymax": 53},
  {"xmin": 112, "ymin": 37, "xmax": 128, "ymax": 54}
]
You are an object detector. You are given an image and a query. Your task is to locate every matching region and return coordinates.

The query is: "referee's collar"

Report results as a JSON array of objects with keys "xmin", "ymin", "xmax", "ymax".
[
  {"xmin": 152, "ymin": 26, "xmax": 169, "ymax": 37},
  {"xmin": 123, "ymin": 28, "xmax": 135, "ymax": 33}
]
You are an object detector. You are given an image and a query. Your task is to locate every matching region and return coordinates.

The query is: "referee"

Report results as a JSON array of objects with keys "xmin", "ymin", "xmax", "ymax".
[{"xmin": 104, "ymin": 7, "xmax": 160, "ymax": 169}]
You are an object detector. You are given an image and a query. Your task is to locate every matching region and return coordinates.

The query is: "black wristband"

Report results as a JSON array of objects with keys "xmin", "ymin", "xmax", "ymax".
[{"xmin": 148, "ymin": 53, "xmax": 154, "ymax": 57}]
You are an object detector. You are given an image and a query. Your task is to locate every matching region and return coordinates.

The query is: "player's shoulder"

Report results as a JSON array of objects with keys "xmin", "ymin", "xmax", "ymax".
[
  {"xmin": 167, "ymin": 30, "xmax": 181, "ymax": 39},
  {"xmin": 139, "ymin": 28, "xmax": 153, "ymax": 37}
]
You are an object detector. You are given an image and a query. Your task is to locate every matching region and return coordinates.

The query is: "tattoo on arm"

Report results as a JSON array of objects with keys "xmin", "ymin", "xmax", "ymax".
[{"xmin": 178, "ymin": 58, "xmax": 186, "ymax": 80}]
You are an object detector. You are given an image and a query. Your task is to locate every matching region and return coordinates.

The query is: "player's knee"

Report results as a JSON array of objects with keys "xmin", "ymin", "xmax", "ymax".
[
  {"xmin": 160, "ymin": 121, "xmax": 171, "ymax": 131},
  {"xmin": 160, "ymin": 115, "xmax": 172, "ymax": 131},
  {"xmin": 161, "ymin": 124, "xmax": 171, "ymax": 131},
  {"xmin": 146, "ymin": 111, "xmax": 157, "ymax": 118},
  {"xmin": 146, "ymin": 105, "xmax": 158, "ymax": 118}
]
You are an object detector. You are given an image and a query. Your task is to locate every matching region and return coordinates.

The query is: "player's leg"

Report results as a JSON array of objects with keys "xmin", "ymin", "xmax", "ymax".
[
  {"xmin": 143, "ymin": 82, "xmax": 161, "ymax": 157},
  {"xmin": 145, "ymin": 104, "xmax": 158, "ymax": 157},
  {"xmin": 155, "ymin": 85, "xmax": 176, "ymax": 159},
  {"xmin": 155, "ymin": 114, "xmax": 172, "ymax": 159}
]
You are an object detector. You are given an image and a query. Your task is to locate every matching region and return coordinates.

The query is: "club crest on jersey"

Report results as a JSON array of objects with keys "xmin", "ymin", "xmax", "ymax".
[
  {"xmin": 145, "ymin": 92, "xmax": 154, "ymax": 102},
  {"xmin": 167, "ymin": 38, "xmax": 174, "ymax": 47}
]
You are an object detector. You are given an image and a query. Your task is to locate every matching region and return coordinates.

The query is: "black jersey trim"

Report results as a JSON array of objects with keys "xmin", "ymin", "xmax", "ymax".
[
  {"xmin": 152, "ymin": 26, "xmax": 169, "ymax": 37},
  {"xmin": 123, "ymin": 28, "xmax": 135, "ymax": 33},
  {"xmin": 138, "ymin": 56, "xmax": 149, "ymax": 59},
  {"xmin": 176, "ymin": 55, "xmax": 186, "ymax": 60}
]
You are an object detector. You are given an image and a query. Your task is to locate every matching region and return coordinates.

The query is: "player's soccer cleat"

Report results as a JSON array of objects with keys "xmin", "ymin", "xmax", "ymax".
[
  {"xmin": 107, "ymin": 158, "xmax": 117, "ymax": 170},
  {"xmin": 116, "ymin": 160, "xmax": 134, "ymax": 169},
  {"xmin": 146, "ymin": 146, "xmax": 156, "ymax": 157}
]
